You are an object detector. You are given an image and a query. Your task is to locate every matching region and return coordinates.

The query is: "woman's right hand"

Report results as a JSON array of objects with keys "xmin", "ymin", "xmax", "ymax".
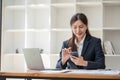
[{"xmin": 61, "ymin": 47, "xmax": 71, "ymax": 65}]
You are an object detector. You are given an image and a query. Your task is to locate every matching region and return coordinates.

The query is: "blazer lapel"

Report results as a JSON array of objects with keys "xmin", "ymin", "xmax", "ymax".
[{"xmin": 81, "ymin": 35, "xmax": 91, "ymax": 56}]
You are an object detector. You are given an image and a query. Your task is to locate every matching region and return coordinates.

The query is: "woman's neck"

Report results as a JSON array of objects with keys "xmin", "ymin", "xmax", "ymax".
[
  {"xmin": 77, "ymin": 38, "xmax": 82, "ymax": 44},
  {"xmin": 76, "ymin": 35, "xmax": 85, "ymax": 44}
]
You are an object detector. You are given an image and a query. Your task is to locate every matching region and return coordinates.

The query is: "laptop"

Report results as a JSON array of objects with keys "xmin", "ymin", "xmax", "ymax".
[{"xmin": 23, "ymin": 48, "xmax": 45, "ymax": 70}]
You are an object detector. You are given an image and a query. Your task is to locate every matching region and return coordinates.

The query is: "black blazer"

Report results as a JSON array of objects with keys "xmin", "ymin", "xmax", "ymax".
[{"xmin": 56, "ymin": 35, "xmax": 106, "ymax": 69}]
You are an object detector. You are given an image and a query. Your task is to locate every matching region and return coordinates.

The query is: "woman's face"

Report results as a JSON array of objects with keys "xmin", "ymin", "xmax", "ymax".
[{"xmin": 71, "ymin": 20, "xmax": 87, "ymax": 40}]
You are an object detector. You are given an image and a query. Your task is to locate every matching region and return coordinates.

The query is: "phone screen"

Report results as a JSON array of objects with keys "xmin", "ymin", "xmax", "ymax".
[{"xmin": 70, "ymin": 52, "xmax": 78, "ymax": 57}]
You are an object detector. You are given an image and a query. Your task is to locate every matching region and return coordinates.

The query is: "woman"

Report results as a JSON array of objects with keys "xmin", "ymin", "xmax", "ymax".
[{"xmin": 56, "ymin": 13, "xmax": 105, "ymax": 69}]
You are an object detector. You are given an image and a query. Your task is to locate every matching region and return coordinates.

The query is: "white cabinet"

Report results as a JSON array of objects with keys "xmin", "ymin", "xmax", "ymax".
[
  {"xmin": 105, "ymin": 55, "xmax": 120, "ymax": 69},
  {"xmin": 2, "ymin": 0, "xmax": 51, "ymax": 54},
  {"xmin": 2, "ymin": 0, "xmax": 120, "ymax": 70},
  {"xmin": 103, "ymin": 0, "xmax": 120, "ymax": 55}
]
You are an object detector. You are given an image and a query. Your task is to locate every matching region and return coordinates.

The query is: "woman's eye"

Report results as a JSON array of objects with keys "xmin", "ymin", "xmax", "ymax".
[
  {"xmin": 79, "ymin": 25, "xmax": 84, "ymax": 28},
  {"xmin": 73, "ymin": 26, "xmax": 77, "ymax": 29},
  {"xmin": 72, "ymin": 25, "xmax": 84, "ymax": 29}
]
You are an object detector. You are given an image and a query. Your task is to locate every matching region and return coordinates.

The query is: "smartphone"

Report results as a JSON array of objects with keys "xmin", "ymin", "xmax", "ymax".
[{"xmin": 70, "ymin": 52, "xmax": 78, "ymax": 57}]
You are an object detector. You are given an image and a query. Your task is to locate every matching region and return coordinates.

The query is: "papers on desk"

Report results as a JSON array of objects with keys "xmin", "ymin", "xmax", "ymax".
[
  {"xmin": 40, "ymin": 69, "xmax": 120, "ymax": 75},
  {"xmin": 40, "ymin": 69, "xmax": 70, "ymax": 73},
  {"xmin": 68, "ymin": 69, "xmax": 120, "ymax": 75}
]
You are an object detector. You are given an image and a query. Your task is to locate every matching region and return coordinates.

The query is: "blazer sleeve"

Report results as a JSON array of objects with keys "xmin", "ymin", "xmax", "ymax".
[
  {"xmin": 85, "ymin": 39, "xmax": 106, "ymax": 69},
  {"xmin": 56, "ymin": 41, "xmax": 68, "ymax": 69}
]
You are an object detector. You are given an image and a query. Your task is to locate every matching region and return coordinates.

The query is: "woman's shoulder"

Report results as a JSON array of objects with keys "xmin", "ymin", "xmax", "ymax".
[
  {"xmin": 88, "ymin": 35, "xmax": 101, "ymax": 42},
  {"xmin": 63, "ymin": 39, "xmax": 69, "ymax": 44},
  {"xmin": 61, "ymin": 39, "xmax": 70, "ymax": 48}
]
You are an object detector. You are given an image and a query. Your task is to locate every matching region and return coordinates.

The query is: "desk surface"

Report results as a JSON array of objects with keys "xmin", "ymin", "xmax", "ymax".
[{"xmin": 0, "ymin": 69, "xmax": 120, "ymax": 79}]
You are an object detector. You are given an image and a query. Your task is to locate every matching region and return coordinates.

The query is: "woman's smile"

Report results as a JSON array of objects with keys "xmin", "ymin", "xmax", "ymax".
[{"xmin": 77, "ymin": 32, "xmax": 82, "ymax": 35}]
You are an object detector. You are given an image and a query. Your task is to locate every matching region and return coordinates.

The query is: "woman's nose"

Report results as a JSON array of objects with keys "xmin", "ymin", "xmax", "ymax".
[{"xmin": 76, "ymin": 27, "xmax": 81, "ymax": 32}]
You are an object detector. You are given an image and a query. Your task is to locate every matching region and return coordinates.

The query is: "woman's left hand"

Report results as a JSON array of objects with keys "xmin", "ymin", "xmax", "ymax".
[{"xmin": 70, "ymin": 56, "xmax": 88, "ymax": 67}]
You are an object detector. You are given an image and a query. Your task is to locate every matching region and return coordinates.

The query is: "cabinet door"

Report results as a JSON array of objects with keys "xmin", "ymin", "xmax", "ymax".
[
  {"xmin": 103, "ymin": 0, "xmax": 120, "ymax": 55},
  {"xmin": 3, "ymin": 0, "xmax": 26, "ymax": 54}
]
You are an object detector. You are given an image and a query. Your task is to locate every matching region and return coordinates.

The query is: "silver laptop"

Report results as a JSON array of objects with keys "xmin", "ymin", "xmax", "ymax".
[{"xmin": 23, "ymin": 48, "xmax": 44, "ymax": 70}]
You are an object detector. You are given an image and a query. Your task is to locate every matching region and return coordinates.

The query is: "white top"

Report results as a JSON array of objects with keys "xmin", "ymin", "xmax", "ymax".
[{"xmin": 75, "ymin": 34, "xmax": 86, "ymax": 56}]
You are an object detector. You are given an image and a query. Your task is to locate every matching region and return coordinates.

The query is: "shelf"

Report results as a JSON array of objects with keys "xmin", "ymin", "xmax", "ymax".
[
  {"xmin": 3, "ymin": 53, "xmax": 59, "ymax": 56},
  {"xmin": 105, "ymin": 55, "xmax": 120, "ymax": 57},
  {"xmin": 51, "ymin": 0, "xmax": 75, "ymax": 4},
  {"xmin": 5, "ymin": 29, "xmax": 50, "ymax": 32},
  {"xmin": 51, "ymin": 28, "xmax": 71, "ymax": 31},
  {"xmin": 4, "ymin": 53, "xmax": 23, "ymax": 55},
  {"xmin": 4, "ymin": 32, "xmax": 25, "ymax": 53},
  {"xmin": 5, "ymin": 29, "xmax": 25, "ymax": 32},
  {"xmin": 103, "ymin": 27, "xmax": 120, "ymax": 30},
  {"xmin": 103, "ymin": 31, "xmax": 120, "ymax": 55},
  {"xmin": 28, "ymin": 4, "xmax": 50, "ymax": 9},
  {"xmin": 4, "ymin": 9, "xmax": 25, "ymax": 29},
  {"xmin": 27, "ymin": 0, "xmax": 50, "ymax": 5},
  {"xmin": 76, "ymin": 0, "xmax": 102, "ymax": 2},
  {"xmin": 76, "ymin": 5, "xmax": 102, "ymax": 28},
  {"xmin": 76, "ymin": 2, "xmax": 102, "ymax": 6},
  {"xmin": 103, "ymin": 0, "xmax": 120, "ymax": 6},
  {"xmin": 51, "ymin": 28, "xmax": 103, "ymax": 32},
  {"xmin": 27, "ymin": 28, "xmax": 51, "ymax": 31},
  {"xmin": 51, "ymin": 6, "xmax": 75, "ymax": 29},
  {"xmin": 51, "ymin": 3, "xmax": 75, "ymax": 8},
  {"xmin": 4, "ymin": 0, "xmax": 25, "ymax": 6},
  {"xmin": 103, "ymin": 5, "xmax": 120, "ymax": 28},
  {"xmin": 27, "ymin": 7, "xmax": 50, "ymax": 29},
  {"xmin": 89, "ymin": 28, "xmax": 103, "ymax": 31},
  {"xmin": 5, "ymin": 5, "xmax": 25, "ymax": 10}
]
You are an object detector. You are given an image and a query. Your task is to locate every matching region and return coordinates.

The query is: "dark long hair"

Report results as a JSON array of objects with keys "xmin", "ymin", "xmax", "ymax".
[{"xmin": 68, "ymin": 13, "xmax": 91, "ymax": 51}]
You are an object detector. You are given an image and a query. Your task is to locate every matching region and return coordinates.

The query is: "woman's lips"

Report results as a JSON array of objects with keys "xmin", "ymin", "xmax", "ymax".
[{"xmin": 77, "ymin": 32, "xmax": 82, "ymax": 35}]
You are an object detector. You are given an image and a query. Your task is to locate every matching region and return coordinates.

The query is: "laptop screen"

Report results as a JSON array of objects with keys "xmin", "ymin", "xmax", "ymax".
[{"xmin": 23, "ymin": 48, "xmax": 44, "ymax": 70}]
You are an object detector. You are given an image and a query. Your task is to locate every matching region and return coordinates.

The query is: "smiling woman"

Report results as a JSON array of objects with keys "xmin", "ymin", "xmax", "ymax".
[{"xmin": 56, "ymin": 13, "xmax": 106, "ymax": 69}]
